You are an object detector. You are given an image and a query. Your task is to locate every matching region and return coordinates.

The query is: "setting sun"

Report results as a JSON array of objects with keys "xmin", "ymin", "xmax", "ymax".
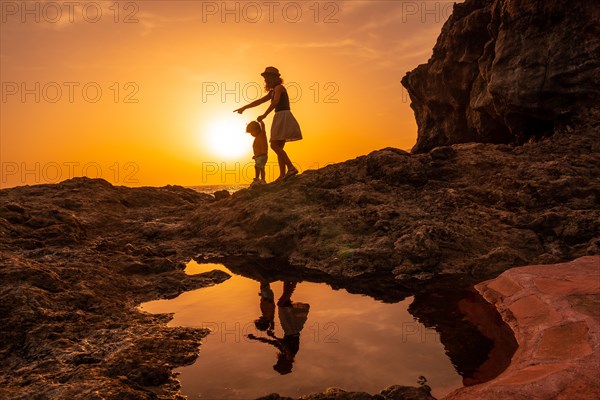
[{"xmin": 202, "ymin": 114, "xmax": 253, "ymax": 160}]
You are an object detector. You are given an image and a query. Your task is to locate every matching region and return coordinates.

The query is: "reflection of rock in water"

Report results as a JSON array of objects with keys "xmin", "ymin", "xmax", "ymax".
[
  {"xmin": 220, "ymin": 256, "xmax": 417, "ymax": 303},
  {"xmin": 257, "ymin": 385, "xmax": 436, "ymax": 400},
  {"xmin": 409, "ymin": 284, "xmax": 517, "ymax": 385}
]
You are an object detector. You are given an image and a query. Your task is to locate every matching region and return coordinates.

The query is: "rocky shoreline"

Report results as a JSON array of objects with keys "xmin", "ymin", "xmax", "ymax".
[
  {"xmin": 0, "ymin": 181, "xmax": 232, "ymax": 399},
  {"xmin": 1, "ymin": 116, "xmax": 597, "ymax": 398}
]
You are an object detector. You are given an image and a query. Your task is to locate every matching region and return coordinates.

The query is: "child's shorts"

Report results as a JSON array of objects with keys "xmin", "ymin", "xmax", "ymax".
[{"xmin": 254, "ymin": 154, "xmax": 268, "ymax": 169}]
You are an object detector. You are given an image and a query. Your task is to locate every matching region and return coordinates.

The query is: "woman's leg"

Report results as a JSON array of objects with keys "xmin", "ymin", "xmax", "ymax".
[
  {"xmin": 271, "ymin": 140, "xmax": 289, "ymax": 178},
  {"xmin": 271, "ymin": 140, "xmax": 297, "ymax": 176}
]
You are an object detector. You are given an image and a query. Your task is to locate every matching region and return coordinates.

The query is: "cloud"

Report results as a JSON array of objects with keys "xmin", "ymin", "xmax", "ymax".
[
  {"xmin": 274, "ymin": 38, "xmax": 358, "ymax": 50},
  {"xmin": 129, "ymin": 11, "xmax": 201, "ymax": 37},
  {"xmin": 337, "ymin": 0, "xmax": 373, "ymax": 16},
  {"xmin": 267, "ymin": 38, "xmax": 379, "ymax": 64}
]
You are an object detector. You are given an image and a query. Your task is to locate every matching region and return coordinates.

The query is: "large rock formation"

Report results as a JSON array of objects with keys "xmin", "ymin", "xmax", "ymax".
[{"xmin": 402, "ymin": 0, "xmax": 600, "ymax": 153}]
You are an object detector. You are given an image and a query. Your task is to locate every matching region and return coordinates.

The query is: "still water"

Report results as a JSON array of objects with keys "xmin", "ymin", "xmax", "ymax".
[{"xmin": 140, "ymin": 261, "xmax": 464, "ymax": 399}]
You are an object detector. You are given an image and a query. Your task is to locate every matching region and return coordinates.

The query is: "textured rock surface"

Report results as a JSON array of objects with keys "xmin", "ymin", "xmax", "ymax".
[
  {"xmin": 0, "ymin": 179, "xmax": 230, "ymax": 399},
  {"xmin": 0, "ymin": 178, "xmax": 502, "ymax": 399},
  {"xmin": 444, "ymin": 256, "xmax": 600, "ymax": 400},
  {"xmin": 402, "ymin": 0, "xmax": 600, "ymax": 152},
  {"xmin": 2, "ymin": 171, "xmax": 597, "ymax": 398},
  {"xmin": 184, "ymin": 123, "xmax": 599, "ymax": 283}
]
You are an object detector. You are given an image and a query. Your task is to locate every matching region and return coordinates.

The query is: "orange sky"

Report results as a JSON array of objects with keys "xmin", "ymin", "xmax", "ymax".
[{"xmin": 0, "ymin": 0, "xmax": 458, "ymax": 188}]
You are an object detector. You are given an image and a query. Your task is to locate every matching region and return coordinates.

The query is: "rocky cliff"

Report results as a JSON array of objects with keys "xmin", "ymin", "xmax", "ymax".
[{"xmin": 402, "ymin": 0, "xmax": 600, "ymax": 152}]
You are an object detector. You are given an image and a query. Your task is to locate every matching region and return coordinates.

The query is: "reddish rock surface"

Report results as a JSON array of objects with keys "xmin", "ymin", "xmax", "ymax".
[
  {"xmin": 444, "ymin": 256, "xmax": 600, "ymax": 399},
  {"xmin": 402, "ymin": 0, "xmax": 600, "ymax": 152}
]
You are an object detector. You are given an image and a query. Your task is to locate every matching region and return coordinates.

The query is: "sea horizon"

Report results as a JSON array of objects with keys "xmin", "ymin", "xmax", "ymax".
[{"xmin": 186, "ymin": 184, "xmax": 249, "ymax": 194}]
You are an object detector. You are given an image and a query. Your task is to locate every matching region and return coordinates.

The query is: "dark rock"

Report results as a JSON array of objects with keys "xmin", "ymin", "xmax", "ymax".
[
  {"xmin": 69, "ymin": 353, "xmax": 101, "ymax": 365},
  {"xmin": 429, "ymin": 146, "xmax": 456, "ymax": 161},
  {"xmin": 4, "ymin": 203, "xmax": 25, "ymax": 213},
  {"xmin": 214, "ymin": 189, "xmax": 231, "ymax": 200},
  {"xmin": 380, "ymin": 385, "xmax": 435, "ymax": 400},
  {"xmin": 402, "ymin": 0, "xmax": 600, "ymax": 153},
  {"xmin": 0, "ymin": 179, "xmax": 223, "ymax": 399}
]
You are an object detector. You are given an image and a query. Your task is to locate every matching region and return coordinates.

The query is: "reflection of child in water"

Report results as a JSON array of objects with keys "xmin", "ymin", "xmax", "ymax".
[
  {"xmin": 254, "ymin": 282, "xmax": 275, "ymax": 332},
  {"xmin": 248, "ymin": 281, "xmax": 310, "ymax": 375}
]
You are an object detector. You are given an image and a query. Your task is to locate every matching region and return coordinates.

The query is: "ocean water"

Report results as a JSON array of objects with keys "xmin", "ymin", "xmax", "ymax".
[{"xmin": 186, "ymin": 185, "xmax": 249, "ymax": 195}]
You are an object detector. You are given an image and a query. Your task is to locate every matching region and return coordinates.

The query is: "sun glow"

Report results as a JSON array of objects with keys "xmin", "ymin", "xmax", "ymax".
[{"xmin": 202, "ymin": 114, "xmax": 254, "ymax": 159}]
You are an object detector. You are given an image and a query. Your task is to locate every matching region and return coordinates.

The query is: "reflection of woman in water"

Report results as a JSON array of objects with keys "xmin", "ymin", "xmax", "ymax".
[{"xmin": 247, "ymin": 281, "xmax": 310, "ymax": 375}]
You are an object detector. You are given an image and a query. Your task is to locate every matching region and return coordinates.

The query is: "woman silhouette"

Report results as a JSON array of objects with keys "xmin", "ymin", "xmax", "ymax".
[{"xmin": 247, "ymin": 281, "xmax": 310, "ymax": 375}]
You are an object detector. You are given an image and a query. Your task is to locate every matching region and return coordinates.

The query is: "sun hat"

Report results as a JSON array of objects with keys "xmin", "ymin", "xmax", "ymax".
[{"xmin": 261, "ymin": 66, "xmax": 280, "ymax": 77}]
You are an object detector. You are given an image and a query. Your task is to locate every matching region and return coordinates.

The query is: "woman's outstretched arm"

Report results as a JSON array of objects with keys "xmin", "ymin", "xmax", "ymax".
[{"xmin": 234, "ymin": 92, "xmax": 271, "ymax": 114}]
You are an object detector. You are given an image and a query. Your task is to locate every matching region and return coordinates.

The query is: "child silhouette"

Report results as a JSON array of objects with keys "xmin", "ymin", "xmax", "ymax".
[{"xmin": 246, "ymin": 120, "xmax": 268, "ymax": 187}]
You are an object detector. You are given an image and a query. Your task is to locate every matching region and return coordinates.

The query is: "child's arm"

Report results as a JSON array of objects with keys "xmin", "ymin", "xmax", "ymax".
[
  {"xmin": 258, "ymin": 119, "xmax": 266, "ymax": 133},
  {"xmin": 234, "ymin": 92, "xmax": 271, "ymax": 114}
]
